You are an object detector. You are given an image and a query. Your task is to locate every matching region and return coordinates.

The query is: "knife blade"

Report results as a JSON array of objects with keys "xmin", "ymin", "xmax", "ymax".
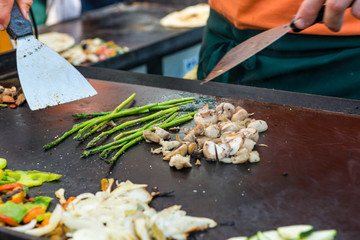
[{"xmin": 201, "ymin": 6, "xmax": 327, "ymax": 85}]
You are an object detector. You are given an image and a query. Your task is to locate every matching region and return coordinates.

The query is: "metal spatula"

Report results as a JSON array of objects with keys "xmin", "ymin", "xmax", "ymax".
[{"xmin": 6, "ymin": 2, "xmax": 97, "ymax": 110}]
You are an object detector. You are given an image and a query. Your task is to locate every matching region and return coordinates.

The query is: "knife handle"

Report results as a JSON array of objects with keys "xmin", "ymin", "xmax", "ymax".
[
  {"xmin": 290, "ymin": 5, "xmax": 325, "ymax": 32},
  {"xmin": 6, "ymin": 1, "xmax": 33, "ymax": 40},
  {"xmin": 290, "ymin": 2, "xmax": 354, "ymax": 32}
]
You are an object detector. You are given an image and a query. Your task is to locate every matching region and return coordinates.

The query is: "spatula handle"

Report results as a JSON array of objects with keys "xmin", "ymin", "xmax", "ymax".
[
  {"xmin": 6, "ymin": 1, "xmax": 33, "ymax": 40},
  {"xmin": 290, "ymin": 5, "xmax": 325, "ymax": 32}
]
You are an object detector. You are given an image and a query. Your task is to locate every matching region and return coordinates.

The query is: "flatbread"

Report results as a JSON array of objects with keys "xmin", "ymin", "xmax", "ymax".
[
  {"xmin": 38, "ymin": 32, "xmax": 75, "ymax": 52},
  {"xmin": 160, "ymin": 4, "xmax": 210, "ymax": 28}
]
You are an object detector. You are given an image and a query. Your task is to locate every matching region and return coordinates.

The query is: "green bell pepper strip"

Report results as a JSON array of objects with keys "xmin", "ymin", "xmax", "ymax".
[
  {"xmin": 0, "ymin": 201, "xmax": 27, "ymax": 223},
  {"xmin": 3, "ymin": 170, "xmax": 62, "ymax": 187}
]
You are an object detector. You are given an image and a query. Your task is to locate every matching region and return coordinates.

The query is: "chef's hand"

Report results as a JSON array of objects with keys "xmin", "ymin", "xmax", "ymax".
[
  {"xmin": 294, "ymin": 0, "xmax": 360, "ymax": 32},
  {"xmin": 0, "ymin": 0, "xmax": 33, "ymax": 30}
]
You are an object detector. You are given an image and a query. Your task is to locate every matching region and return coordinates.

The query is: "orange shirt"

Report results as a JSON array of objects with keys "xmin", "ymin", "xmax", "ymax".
[
  {"xmin": 0, "ymin": 31, "xmax": 13, "ymax": 53},
  {"xmin": 209, "ymin": 0, "xmax": 360, "ymax": 35}
]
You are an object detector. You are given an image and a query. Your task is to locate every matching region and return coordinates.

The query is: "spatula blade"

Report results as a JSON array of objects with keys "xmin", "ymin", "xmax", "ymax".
[
  {"xmin": 201, "ymin": 23, "xmax": 291, "ymax": 84},
  {"xmin": 16, "ymin": 35, "xmax": 97, "ymax": 110}
]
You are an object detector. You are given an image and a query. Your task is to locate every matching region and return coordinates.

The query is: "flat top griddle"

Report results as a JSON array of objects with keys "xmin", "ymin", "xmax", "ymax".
[{"xmin": 0, "ymin": 71, "xmax": 360, "ymax": 240}]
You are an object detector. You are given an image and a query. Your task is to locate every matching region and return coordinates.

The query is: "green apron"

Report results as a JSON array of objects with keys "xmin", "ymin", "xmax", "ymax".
[
  {"xmin": 31, "ymin": 0, "xmax": 47, "ymax": 26},
  {"xmin": 198, "ymin": 9, "xmax": 360, "ymax": 100}
]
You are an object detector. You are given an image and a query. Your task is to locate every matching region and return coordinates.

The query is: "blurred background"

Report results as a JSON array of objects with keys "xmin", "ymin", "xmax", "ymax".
[{"xmin": 0, "ymin": 0, "xmax": 208, "ymax": 79}]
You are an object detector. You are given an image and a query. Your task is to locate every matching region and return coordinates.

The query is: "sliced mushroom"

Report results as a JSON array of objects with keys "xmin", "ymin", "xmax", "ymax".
[
  {"xmin": 169, "ymin": 126, "xmax": 180, "ymax": 131},
  {"xmin": 220, "ymin": 122, "xmax": 241, "ymax": 135},
  {"xmin": 202, "ymin": 141, "xmax": 217, "ymax": 161},
  {"xmin": 187, "ymin": 142, "xmax": 198, "ymax": 155},
  {"xmin": 15, "ymin": 93, "xmax": 26, "ymax": 106},
  {"xmin": 204, "ymin": 124, "xmax": 220, "ymax": 139},
  {"xmin": 198, "ymin": 104, "xmax": 212, "ymax": 118},
  {"xmin": 249, "ymin": 151, "xmax": 260, "ymax": 163},
  {"xmin": 163, "ymin": 143, "xmax": 188, "ymax": 160},
  {"xmin": 151, "ymin": 147, "xmax": 162, "ymax": 154},
  {"xmin": 216, "ymin": 103, "xmax": 235, "ymax": 118},
  {"xmin": 216, "ymin": 143, "xmax": 231, "ymax": 161},
  {"xmin": 215, "ymin": 103, "xmax": 225, "ymax": 113},
  {"xmin": 193, "ymin": 124, "xmax": 205, "ymax": 136},
  {"xmin": 194, "ymin": 104, "xmax": 218, "ymax": 127},
  {"xmin": 219, "ymin": 157, "xmax": 232, "ymax": 164},
  {"xmin": 235, "ymin": 118, "xmax": 251, "ymax": 128},
  {"xmin": 143, "ymin": 130, "xmax": 161, "ymax": 143},
  {"xmin": 216, "ymin": 102, "xmax": 236, "ymax": 121},
  {"xmin": 217, "ymin": 113, "xmax": 229, "ymax": 122},
  {"xmin": 183, "ymin": 131, "xmax": 196, "ymax": 142},
  {"xmin": 231, "ymin": 106, "xmax": 248, "ymax": 122},
  {"xmin": 169, "ymin": 154, "xmax": 192, "ymax": 170},
  {"xmin": 183, "ymin": 127, "xmax": 193, "ymax": 135},
  {"xmin": 221, "ymin": 132, "xmax": 244, "ymax": 156},
  {"xmin": 153, "ymin": 127, "xmax": 170, "ymax": 139},
  {"xmin": 160, "ymin": 140, "xmax": 181, "ymax": 151},
  {"xmin": 176, "ymin": 135, "xmax": 183, "ymax": 143},
  {"xmin": 221, "ymin": 132, "xmax": 242, "ymax": 141},
  {"xmin": 242, "ymin": 138, "xmax": 256, "ymax": 152},
  {"xmin": 223, "ymin": 103, "xmax": 235, "ymax": 118},
  {"xmin": 196, "ymin": 136, "xmax": 211, "ymax": 148},
  {"xmin": 240, "ymin": 127, "xmax": 259, "ymax": 142},
  {"xmin": 231, "ymin": 147, "xmax": 249, "ymax": 164},
  {"xmin": 247, "ymin": 120, "xmax": 268, "ymax": 133}
]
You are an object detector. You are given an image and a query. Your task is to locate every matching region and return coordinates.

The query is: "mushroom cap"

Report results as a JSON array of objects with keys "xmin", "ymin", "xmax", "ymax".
[
  {"xmin": 231, "ymin": 147, "xmax": 249, "ymax": 164},
  {"xmin": 247, "ymin": 120, "xmax": 268, "ymax": 133},
  {"xmin": 202, "ymin": 141, "xmax": 217, "ymax": 161},
  {"xmin": 153, "ymin": 127, "xmax": 171, "ymax": 139},
  {"xmin": 240, "ymin": 127, "xmax": 259, "ymax": 142},
  {"xmin": 188, "ymin": 142, "xmax": 198, "ymax": 155},
  {"xmin": 143, "ymin": 130, "xmax": 161, "ymax": 143},
  {"xmin": 204, "ymin": 124, "xmax": 220, "ymax": 139},
  {"xmin": 231, "ymin": 107, "xmax": 248, "ymax": 122},
  {"xmin": 242, "ymin": 138, "xmax": 256, "ymax": 152},
  {"xmin": 220, "ymin": 122, "xmax": 241, "ymax": 135},
  {"xmin": 249, "ymin": 151, "xmax": 260, "ymax": 163},
  {"xmin": 169, "ymin": 154, "xmax": 192, "ymax": 170},
  {"xmin": 163, "ymin": 143, "xmax": 188, "ymax": 160}
]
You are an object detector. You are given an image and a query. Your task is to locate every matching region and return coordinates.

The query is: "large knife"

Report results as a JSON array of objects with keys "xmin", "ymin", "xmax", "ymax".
[{"xmin": 201, "ymin": 6, "xmax": 327, "ymax": 84}]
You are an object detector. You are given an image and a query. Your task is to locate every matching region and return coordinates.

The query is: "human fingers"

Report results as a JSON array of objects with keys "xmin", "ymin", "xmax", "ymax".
[
  {"xmin": 294, "ymin": 0, "xmax": 325, "ymax": 30},
  {"xmin": 0, "ymin": 0, "xmax": 14, "ymax": 30},
  {"xmin": 351, "ymin": 0, "xmax": 360, "ymax": 19},
  {"xmin": 322, "ymin": 0, "xmax": 353, "ymax": 32},
  {"xmin": 15, "ymin": 0, "xmax": 33, "ymax": 21}
]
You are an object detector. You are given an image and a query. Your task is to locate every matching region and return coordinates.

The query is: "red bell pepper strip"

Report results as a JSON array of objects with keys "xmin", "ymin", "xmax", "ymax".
[
  {"xmin": 22, "ymin": 206, "xmax": 45, "ymax": 224},
  {"xmin": 0, "ymin": 183, "xmax": 23, "ymax": 191},
  {"xmin": 0, "ymin": 213, "xmax": 18, "ymax": 226}
]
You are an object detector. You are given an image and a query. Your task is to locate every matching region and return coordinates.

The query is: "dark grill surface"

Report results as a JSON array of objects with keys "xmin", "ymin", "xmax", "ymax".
[{"xmin": 1, "ymin": 73, "xmax": 360, "ymax": 239}]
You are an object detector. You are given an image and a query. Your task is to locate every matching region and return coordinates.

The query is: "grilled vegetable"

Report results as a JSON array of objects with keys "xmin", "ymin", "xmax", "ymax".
[
  {"xmin": 277, "ymin": 225, "xmax": 314, "ymax": 239},
  {"xmin": 228, "ymin": 225, "xmax": 337, "ymax": 240},
  {"xmin": 44, "ymin": 94, "xmax": 197, "ymax": 163},
  {"xmin": 2, "ymin": 170, "xmax": 61, "ymax": 187}
]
